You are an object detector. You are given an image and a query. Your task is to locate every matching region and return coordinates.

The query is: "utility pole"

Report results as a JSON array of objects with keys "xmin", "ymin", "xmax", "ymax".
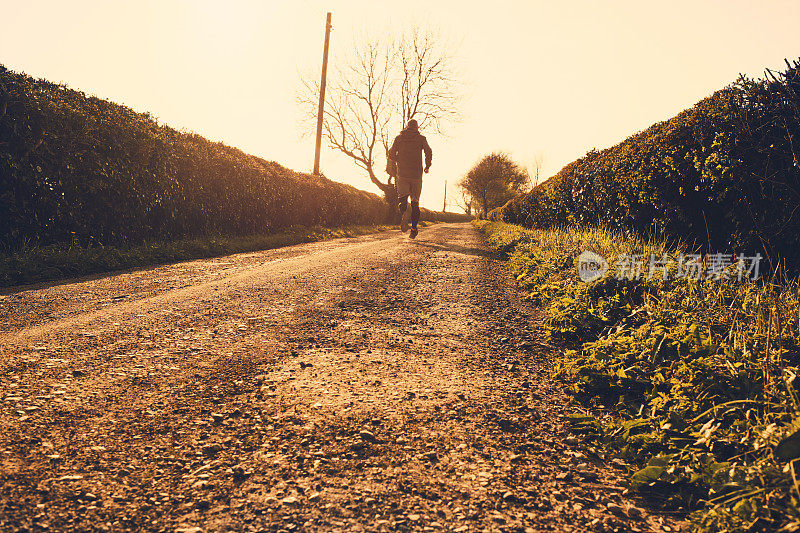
[
  {"xmin": 313, "ymin": 12, "xmax": 332, "ymax": 176},
  {"xmin": 443, "ymin": 180, "xmax": 447, "ymax": 212}
]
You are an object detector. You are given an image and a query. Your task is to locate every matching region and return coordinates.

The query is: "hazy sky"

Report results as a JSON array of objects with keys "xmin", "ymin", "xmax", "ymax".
[{"xmin": 3, "ymin": 1, "xmax": 800, "ymax": 210}]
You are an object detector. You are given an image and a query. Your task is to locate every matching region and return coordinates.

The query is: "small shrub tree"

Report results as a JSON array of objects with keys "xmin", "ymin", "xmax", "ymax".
[{"xmin": 459, "ymin": 152, "xmax": 530, "ymax": 217}]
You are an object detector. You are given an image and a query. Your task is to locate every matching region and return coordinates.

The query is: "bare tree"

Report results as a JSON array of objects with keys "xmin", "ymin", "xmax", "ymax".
[
  {"xmin": 454, "ymin": 187, "xmax": 473, "ymax": 216},
  {"xmin": 396, "ymin": 28, "xmax": 461, "ymax": 136},
  {"xmin": 301, "ymin": 40, "xmax": 393, "ymax": 194},
  {"xmin": 299, "ymin": 28, "xmax": 461, "ymax": 201},
  {"xmin": 530, "ymin": 152, "xmax": 545, "ymax": 187}
]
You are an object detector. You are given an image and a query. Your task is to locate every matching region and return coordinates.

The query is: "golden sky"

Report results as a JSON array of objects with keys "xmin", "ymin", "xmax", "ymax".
[{"xmin": 3, "ymin": 0, "xmax": 800, "ymax": 210}]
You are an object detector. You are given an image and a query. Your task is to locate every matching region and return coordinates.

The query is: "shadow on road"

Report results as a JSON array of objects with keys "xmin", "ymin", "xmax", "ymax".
[
  {"xmin": 411, "ymin": 239, "xmax": 495, "ymax": 259},
  {"xmin": 0, "ymin": 267, "xmax": 154, "ymax": 296}
]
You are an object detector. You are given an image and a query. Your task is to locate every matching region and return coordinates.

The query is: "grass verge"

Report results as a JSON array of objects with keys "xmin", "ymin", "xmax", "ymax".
[
  {"xmin": 0, "ymin": 223, "xmax": 414, "ymax": 288},
  {"xmin": 475, "ymin": 219, "xmax": 800, "ymax": 532}
]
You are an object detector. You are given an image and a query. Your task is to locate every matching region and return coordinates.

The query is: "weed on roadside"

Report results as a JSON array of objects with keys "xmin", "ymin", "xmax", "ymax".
[
  {"xmin": 0, "ymin": 224, "xmax": 402, "ymax": 288},
  {"xmin": 477, "ymin": 220, "xmax": 800, "ymax": 532}
]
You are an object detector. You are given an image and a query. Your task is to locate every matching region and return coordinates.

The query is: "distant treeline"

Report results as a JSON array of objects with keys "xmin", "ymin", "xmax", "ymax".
[
  {"xmin": 490, "ymin": 59, "xmax": 800, "ymax": 271},
  {"xmin": 0, "ymin": 65, "xmax": 465, "ymax": 250}
]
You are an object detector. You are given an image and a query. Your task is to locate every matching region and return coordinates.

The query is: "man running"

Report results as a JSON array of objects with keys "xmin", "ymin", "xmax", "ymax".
[{"xmin": 388, "ymin": 119, "xmax": 432, "ymax": 239}]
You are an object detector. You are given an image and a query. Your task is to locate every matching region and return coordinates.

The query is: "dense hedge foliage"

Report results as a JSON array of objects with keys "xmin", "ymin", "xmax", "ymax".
[
  {"xmin": 0, "ymin": 65, "xmax": 464, "ymax": 249},
  {"xmin": 490, "ymin": 59, "xmax": 800, "ymax": 271},
  {"xmin": 478, "ymin": 220, "xmax": 800, "ymax": 532}
]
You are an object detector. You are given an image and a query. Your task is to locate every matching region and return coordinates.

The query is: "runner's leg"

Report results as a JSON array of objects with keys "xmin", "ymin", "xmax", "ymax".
[
  {"xmin": 409, "ymin": 180, "xmax": 422, "ymax": 238},
  {"xmin": 397, "ymin": 177, "xmax": 411, "ymax": 232},
  {"xmin": 410, "ymin": 180, "xmax": 422, "ymax": 229}
]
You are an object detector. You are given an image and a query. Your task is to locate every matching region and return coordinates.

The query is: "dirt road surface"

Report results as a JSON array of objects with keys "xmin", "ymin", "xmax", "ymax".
[{"xmin": 0, "ymin": 223, "xmax": 682, "ymax": 532}]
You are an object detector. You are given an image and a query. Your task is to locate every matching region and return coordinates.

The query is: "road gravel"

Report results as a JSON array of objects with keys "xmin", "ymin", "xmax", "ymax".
[{"xmin": 0, "ymin": 223, "xmax": 683, "ymax": 532}]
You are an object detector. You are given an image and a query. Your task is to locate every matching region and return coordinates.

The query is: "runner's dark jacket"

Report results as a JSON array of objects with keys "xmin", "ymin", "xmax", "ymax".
[{"xmin": 388, "ymin": 128, "xmax": 432, "ymax": 180}]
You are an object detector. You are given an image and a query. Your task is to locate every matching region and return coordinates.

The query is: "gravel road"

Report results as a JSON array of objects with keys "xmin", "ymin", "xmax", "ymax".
[{"xmin": 0, "ymin": 223, "xmax": 682, "ymax": 532}]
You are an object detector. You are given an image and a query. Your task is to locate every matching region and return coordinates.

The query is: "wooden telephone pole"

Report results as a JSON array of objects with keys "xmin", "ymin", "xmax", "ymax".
[
  {"xmin": 443, "ymin": 180, "xmax": 447, "ymax": 212},
  {"xmin": 313, "ymin": 12, "xmax": 332, "ymax": 176}
]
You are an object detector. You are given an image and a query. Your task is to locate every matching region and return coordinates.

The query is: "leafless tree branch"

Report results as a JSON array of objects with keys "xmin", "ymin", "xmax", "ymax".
[{"xmin": 299, "ymin": 27, "xmax": 462, "ymax": 199}]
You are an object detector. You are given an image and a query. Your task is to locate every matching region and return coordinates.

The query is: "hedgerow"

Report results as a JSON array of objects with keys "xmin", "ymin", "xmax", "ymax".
[
  {"xmin": 477, "ymin": 220, "xmax": 800, "ymax": 532},
  {"xmin": 0, "ymin": 65, "xmax": 465, "ymax": 250},
  {"xmin": 489, "ymin": 59, "xmax": 800, "ymax": 272}
]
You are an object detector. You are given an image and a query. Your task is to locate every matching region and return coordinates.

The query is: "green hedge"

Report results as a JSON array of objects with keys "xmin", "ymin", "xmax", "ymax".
[
  {"xmin": 491, "ymin": 59, "xmax": 800, "ymax": 271},
  {"xmin": 0, "ymin": 65, "xmax": 397, "ymax": 248}
]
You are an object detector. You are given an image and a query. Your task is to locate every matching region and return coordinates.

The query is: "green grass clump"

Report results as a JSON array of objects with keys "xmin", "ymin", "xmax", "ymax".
[
  {"xmin": 476, "ymin": 219, "xmax": 800, "ymax": 532},
  {"xmin": 0, "ymin": 224, "xmax": 397, "ymax": 288}
]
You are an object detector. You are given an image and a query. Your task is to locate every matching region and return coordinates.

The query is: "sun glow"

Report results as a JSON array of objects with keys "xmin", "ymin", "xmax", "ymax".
[
  {"xmin": 2, "ymin": 0, "xmax": 800, "ymax": 210},
  {"xmin": 184, "ymin": 0, "xmax": 265, "ymax": 53}
]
